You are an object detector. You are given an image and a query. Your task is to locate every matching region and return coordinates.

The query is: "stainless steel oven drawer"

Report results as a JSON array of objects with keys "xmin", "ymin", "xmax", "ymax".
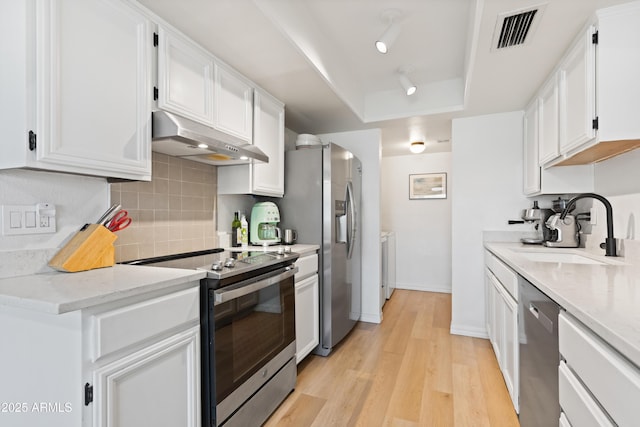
[{"xmin": 221, "ymin": 357, "xmax": 296, "ymax": 427}]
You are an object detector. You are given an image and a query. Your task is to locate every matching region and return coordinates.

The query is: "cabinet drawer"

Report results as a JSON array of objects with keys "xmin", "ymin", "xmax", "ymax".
[
  {"xmin": 295, "ymin": 253, "xmax": 318, "ymax": 281},
  {"xmin": 484, "ymin": 251, "xmax": 518, "ymax": 300},
  {"xmin": 559, "ymin": 361, "xmax": 615, "ymax": 427},
  {"xmin": 559, "ymin": 312, "xmax": 640, "ymax": 426},
  {"xmin": 90, "ymin": 286, "xmax": 199, "ymax": 361}
]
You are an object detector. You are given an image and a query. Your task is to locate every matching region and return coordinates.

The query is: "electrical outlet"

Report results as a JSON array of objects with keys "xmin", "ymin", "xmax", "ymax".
[
  {"xmin": 2, "ymin": 204, "xmax": 56, "ymax": 235},
  {"xmin": 590, "ymin": 207, "xmax": 597, "ymax": 225}
]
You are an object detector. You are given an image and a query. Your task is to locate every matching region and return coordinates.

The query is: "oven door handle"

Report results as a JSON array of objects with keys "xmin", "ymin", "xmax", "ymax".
[{"xmin": 214, "ymin": 266, "xmax": 298, "ymax": 305}]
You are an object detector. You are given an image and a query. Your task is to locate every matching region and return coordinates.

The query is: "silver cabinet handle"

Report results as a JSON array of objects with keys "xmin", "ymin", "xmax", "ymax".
[
  {"xmin": 529, "ymin": 302, "xmax": 553, "ymax": 334},
  {"xmin": 214, "ymin": 266, "xmax": 297, "ymax": 305}
]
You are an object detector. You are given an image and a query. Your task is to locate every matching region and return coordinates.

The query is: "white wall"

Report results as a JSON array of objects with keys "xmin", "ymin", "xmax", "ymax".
[
  {"xmin": 588, "ymin": 148, "xmax": 640, "ymax": 259},
  {"xmin": 319, "ymin": 129, "xmax": 383, "ymax": 323},
  {"xmin": 451, "ymin": 111, "xmax": 530, "ymax": 337},
  {"xmin": 381, "ymin": 152, "xmax": 452, "ymax": 292},
  {"xmin": 0, "ymin": 169, "xmax": 109, "ymax": 278}
]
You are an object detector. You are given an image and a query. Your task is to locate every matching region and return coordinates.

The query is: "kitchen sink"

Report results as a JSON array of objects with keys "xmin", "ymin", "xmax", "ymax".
[{"xmin": 515, "ymin": 251, "xmax": 606, "ymax": 265}]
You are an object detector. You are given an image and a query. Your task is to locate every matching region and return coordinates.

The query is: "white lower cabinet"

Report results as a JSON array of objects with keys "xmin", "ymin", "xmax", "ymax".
[
  {"xmin": 484, "ymin": 251, "xmax": 519, "ymax": 413},
  {"xmin": 92, "ymin": 326, "xmax": 200, "ymax": 427},
  {"xmin": 559, "ymin": 312, "xmax": 640, "ymax": 427},
  {"xmin": 294, "ymin": 253, "xmax": 319, "ymax": 363},
  {"xmin": 0, "ymin": 282, "xmax": 200, "ymax": 427},
  {"xmin": 87, "ymin": 286, "xmax": 201, "ymax": 427}
]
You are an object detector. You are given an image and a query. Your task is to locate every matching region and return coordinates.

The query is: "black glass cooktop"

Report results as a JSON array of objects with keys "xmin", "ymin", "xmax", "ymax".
[{"xmin": 120, "ymin": 248, "xmax": 299, "ymax": 280}]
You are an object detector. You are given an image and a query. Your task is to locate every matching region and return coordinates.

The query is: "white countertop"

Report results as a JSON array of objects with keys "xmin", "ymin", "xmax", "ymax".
[
  {"xmin": 485, "ymin": 242, "xmax": 640, "ymax": 368},
  {"xmin": 0, "ymin": 244, "xmax": 319, "ymax": 316},
  {"xmin": 0, "ymin": 265, "xmax": 206, "ymax": 315}
]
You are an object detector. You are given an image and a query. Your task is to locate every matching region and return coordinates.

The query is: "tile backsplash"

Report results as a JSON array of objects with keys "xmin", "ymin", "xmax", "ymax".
[{"xmin": 110, "ymin": 153, "xmax": 217, "ymax": 262}]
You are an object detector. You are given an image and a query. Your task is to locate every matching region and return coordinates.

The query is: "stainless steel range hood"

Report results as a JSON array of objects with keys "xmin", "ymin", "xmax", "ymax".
[{"xmin": 151, "ymin": 110, "xmax": 268, "ymax": 166}]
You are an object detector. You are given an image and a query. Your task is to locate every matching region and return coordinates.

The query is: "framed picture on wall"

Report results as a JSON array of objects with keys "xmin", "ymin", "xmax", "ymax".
[{"xmin": 409, "ymin": 173, "xmax": 447, "ymax": 199}]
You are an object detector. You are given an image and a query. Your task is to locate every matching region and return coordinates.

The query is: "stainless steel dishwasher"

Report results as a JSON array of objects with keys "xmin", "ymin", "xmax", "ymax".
[{"xmin": 518, "ymin": 275, "xmax": 561, "ymax": 427}]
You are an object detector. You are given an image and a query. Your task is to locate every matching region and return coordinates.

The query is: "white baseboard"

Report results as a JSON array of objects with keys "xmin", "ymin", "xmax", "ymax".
[
  {"xmin": 449, "ymin": 324, "xmax": 489, "ymax": 339},
  {"xmin": 359, "ymin": 311, "xmax": 382, "ymax": 324},
  {"xmin": 396, "ymin": 282, "xmax": 452, "ymax": 294}
]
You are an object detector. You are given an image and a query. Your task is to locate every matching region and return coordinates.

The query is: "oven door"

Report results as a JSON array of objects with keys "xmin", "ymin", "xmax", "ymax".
[{"xmin": 213, "ymin": 265, "xmax": 296, "ymax": 423}]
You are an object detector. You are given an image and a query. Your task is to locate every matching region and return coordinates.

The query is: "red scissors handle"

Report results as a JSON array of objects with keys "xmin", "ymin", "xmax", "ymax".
[{"xmin": 107, "ymin": 210, "xmax": 132, "ymax": 232}]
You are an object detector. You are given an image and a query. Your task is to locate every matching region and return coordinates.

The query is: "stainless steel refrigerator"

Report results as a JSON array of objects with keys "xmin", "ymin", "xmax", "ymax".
[{"xmin": 279, "ymin": 143, "xmax": 362, "ymax": 356}]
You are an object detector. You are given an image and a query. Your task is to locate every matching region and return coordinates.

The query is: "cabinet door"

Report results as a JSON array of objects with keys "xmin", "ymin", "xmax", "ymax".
[
  {"xmin": 36, "ymin": 0, "xmax": 152, "ymax": 180},
  {"xmin": 214, "ymin": 63, "xmax": 253, "ymax": 142},
  {"xmin": 559, "ymin": 26, "xmax": 596, "ymax": 154},
  {"xmin": 485, "ymin": 269, "xmax": 495, "ymax": 345},
  {"xmin": 295, "ymin": 274, "xmax": 319, "ymax": 363},
  {"xmin": 157, "ymin": 25, "xmax": 214, "ymax": 126},
  {"xmin": 92, "ymin": 326, "xmax": 200, "ymax": 427},
  {"xmin": 252, "ymin": 89, "xmax": 285, "ymax": 196},
  {"xmin": 502, "ymin": 289, "xmax": 519, "ymax": 412},
  {"xmin": 538, "ymin": 75, "xmax": 560, "ymax": 165},
  {"xmin": 523, "ymin": 100, "xmax": 541, "ymax": 195}
]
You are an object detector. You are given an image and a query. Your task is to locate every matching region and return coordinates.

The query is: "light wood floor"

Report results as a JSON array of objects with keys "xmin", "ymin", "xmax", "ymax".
[{"xmin": 264, "ymin": 290, "xmax": 520, "ymax": 427}]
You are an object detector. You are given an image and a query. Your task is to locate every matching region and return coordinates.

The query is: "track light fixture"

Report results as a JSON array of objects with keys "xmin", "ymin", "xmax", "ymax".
[
  {"xmin": 375, "ymin": 10, "xmax": 402, "ymax": 54},
  {"xmin": 410, "ymin": 141, "xmax": 426, "ymax": 154},
  {"xmin": 398, "ymin": 70, "xmax": 417, "ymax": 96}
]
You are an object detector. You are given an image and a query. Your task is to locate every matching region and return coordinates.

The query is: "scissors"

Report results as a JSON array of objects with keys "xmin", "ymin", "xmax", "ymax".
[{"xmin": 107, "ymin": 210, "xmax": 132, "ymax": 232}]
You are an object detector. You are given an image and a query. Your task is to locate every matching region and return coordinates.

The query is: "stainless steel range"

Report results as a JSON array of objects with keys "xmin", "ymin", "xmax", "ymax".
[{"xmin": 123, "ymin": 248, "xmax": 299, "ymax": 427}]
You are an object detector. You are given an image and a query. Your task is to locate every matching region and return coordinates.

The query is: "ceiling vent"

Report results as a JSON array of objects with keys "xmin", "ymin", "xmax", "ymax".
[{"xmin": 492, "ymin": 4, "xmax": 546, "ymax": 51}]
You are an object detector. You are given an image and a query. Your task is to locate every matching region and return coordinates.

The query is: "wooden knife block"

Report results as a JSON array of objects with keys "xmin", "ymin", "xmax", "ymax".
[{"xmin": 49, "ymin": 224, "xmax": 118, "ymax": 273}]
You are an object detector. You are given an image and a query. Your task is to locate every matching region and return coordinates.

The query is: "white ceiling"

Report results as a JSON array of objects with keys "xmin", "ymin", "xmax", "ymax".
[{"xmin": 138, "ymin": 0, "xmax": 629, "ymax": 156}]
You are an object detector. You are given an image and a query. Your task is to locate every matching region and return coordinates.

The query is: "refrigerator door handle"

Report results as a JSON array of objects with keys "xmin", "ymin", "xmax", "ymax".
[{"xmin": 346, "ymin": 181, "xmax": 356, "ymax": 259}]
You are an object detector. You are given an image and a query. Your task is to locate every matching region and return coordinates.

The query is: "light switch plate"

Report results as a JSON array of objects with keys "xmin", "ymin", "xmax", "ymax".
[{"xmin": 2, "ymin": 205, "xmax": 56, "ymax": 235}]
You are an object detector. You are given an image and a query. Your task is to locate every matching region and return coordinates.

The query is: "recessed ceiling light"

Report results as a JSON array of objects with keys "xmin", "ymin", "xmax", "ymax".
[
  {"xmin": 197, "ymin": 143, "xmax": 208, "ymax": 149},
  {"xmin": 410, "ymin": 141, "xmax": 425, "ymax": 154}
]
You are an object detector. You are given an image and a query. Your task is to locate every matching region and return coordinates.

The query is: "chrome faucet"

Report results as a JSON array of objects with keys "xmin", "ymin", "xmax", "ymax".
[{"xmin": 560, "ymin": 193, "xmax": 617, "ymax": 257}]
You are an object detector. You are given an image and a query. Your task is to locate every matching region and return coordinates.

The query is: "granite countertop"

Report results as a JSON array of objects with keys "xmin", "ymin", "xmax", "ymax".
[
  {"xmin": 0, "ymin": 265, "xmax": 206, "ymax": 315},
  {"xmin": 485, "ymin": 242, "xmax": 640, "ymax": 368}
]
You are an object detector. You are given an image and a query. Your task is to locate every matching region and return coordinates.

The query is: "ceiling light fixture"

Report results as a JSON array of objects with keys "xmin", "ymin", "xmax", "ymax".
[
  {"xmin": 398, "ymin": 70, "xmax": 417, "ymax": 96},
  {"xmin": 410, "ymin": 141, "xmax": 426, "ymax": 154},
  {"xmin": 375, "ymin": 10, "xmax": 402, "ymax": 54}
]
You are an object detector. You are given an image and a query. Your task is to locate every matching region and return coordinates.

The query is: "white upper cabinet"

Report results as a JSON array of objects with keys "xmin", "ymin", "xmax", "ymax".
[
  {"xmin": 214, "ymin": 64, "xmax": 253, "ymax": 143},
  {"xmin": 523, "ymin": 100, "xmax": 541, "ymax": 195},
  {"xmin": 558, "ymin": 26, "xmax": 596, "ymax": 154},
  {"xmin": 252, "ymin": 89, "xmax": 285, "ymax": 196},
  {"xmin": 156, "ymin": 26, "xmax": 253, "ymax": 144},
  {"xmin": 0, "ymin": 0, "xmax": 153, "ymax": 181},
  {"xmin": 523, "ymin": 86, "xmax": 594, "ymax": 196},
  {"xmin": 537, "ymin": 75, "xmax": 560, "ymax": 165},
  {"xmin": 157, "ymin": 25, "xmax": 214, "ymax": 126},
  {"xmin": 217, "ymin": 88, "xmax": 285, "ymax": 197},
  {"xmin": 538, "ymin": 2, "xmax": 640, "ymax": 167}
]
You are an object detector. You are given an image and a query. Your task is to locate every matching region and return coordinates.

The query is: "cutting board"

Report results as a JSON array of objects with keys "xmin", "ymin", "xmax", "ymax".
[{"xmin": 49, "ymin": 224, "xmax": 117, "ymax": 272}]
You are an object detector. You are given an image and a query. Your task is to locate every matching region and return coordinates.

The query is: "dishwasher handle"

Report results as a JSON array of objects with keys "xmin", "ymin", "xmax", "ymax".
[{"xmin": 529, "ymin": 302, "xmax": 554, "ymax": 334}]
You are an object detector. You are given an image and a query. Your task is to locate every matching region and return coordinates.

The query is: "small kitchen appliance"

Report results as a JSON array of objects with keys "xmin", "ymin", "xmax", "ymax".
[
  {"xmin": 544, "ymin": 213, "xmax": 580, "ymax": 248},
  {"xmin": 521, "ymin": 201, "xmax": 554, "ymax": 244},
  {"xmin": 250, "ymin": 202, "xmax": 281, "ymax": 246}
]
